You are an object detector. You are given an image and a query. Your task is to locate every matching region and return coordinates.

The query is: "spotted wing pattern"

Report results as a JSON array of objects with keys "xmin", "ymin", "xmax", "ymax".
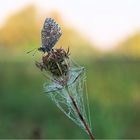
[{"xmin": 41, "ymin": 18, "xmax": 62, "ymax": 52}]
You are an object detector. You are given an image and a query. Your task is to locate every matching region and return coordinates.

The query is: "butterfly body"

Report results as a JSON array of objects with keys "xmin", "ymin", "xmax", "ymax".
[{"xmin": 38, "ymin": 18, "xmax": 62, "ymax": 53}]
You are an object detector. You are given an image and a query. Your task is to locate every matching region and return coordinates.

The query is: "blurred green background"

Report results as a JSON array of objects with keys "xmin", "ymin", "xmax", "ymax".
[{"xmin": 0, "ymin": 4, "xmax": 140, "ymax": 139}]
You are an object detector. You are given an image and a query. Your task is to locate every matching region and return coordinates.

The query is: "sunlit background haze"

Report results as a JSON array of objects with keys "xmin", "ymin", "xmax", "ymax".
[{"xmin": 0, "ymin": 0, "xmax": 140, "ymax": 139}]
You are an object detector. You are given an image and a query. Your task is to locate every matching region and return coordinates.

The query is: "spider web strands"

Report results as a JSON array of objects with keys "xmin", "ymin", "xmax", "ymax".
[
  {"xmin": 43, "ymin": 65, "xmax": 92, "ymax": 134},
  {"xmin": 67, "ymin": 59, "xmax": 93, "ymax": 132}
]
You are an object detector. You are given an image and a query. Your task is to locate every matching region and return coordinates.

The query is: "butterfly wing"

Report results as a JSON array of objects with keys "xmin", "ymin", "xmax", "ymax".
[{"xmin": 41, "ymin": 18, "xmax": 62, "ymax": 52}]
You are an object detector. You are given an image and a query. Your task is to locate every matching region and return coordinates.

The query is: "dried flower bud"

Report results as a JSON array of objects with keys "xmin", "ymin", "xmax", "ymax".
[{"xmin": 36, "ymin": 48, "xmax": 70, "ymax": 77}]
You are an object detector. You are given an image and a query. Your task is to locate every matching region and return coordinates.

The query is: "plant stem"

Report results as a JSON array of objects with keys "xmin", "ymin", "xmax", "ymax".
[{"xmin": 66, "ymin": 87, "xmax": 95, "ymax": 140}]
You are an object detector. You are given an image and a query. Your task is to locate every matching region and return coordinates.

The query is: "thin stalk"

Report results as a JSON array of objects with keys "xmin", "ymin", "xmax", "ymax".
[
  {"xmin": 66, "ymin": 86, "xmax": 95, "ymax": 140},
  {"xmin": 55, "ymin": 61, "xmax": 94, "ymax": 139}
]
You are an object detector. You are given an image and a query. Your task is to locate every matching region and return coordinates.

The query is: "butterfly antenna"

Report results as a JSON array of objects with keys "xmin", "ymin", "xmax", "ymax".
[
  {"xmin": 32, "ymin": 49, "xmax": 38, "ymax": 56},
  {"xmin": 26, "ymin": 48, "xmax": 37, "ymax": 54}
]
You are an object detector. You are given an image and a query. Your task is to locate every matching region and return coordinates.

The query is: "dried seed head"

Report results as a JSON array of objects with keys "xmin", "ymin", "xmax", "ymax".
[{"xmin": 36, "ymin": 48, "xmax": 70, "ymax": 77}]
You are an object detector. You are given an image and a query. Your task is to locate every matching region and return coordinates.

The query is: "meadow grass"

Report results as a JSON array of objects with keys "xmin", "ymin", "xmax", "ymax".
[{"xmin": 0, "ymin": 58, "xmax": 140, "ymax": 138}]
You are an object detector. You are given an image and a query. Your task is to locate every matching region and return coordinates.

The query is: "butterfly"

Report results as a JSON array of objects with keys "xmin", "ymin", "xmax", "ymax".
[
  {"xmin": 38, "ymin": 18, "xmax": 62, "ymax": 53},
  {"xmin": 27, "ymin": 18, "xmax": 62, "ymax": 55}
]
